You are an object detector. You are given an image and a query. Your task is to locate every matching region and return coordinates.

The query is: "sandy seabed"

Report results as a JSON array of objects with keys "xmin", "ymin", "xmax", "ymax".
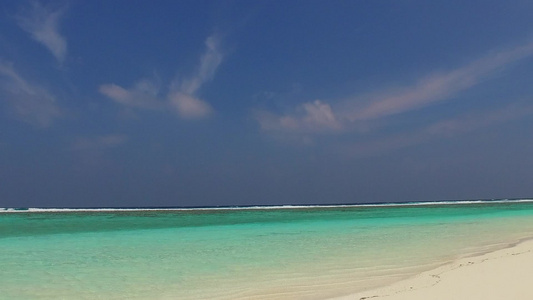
[{"xmin": 333, "ymin": 239, "xmax": 533, "ymax": 300}]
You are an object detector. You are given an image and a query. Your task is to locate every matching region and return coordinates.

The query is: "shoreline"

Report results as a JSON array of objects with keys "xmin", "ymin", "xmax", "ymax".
[{"xmin": 332, "ymin": 237, "xmax": 533, "ymax": 300}]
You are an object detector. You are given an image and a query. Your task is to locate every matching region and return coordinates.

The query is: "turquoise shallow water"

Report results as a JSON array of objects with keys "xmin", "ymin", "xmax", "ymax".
[{"xmin": 2, "ymin": 200, "xmax": 533, "ymax": 299}]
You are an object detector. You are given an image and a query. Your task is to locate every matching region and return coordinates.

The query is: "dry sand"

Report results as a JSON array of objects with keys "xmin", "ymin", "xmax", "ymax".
[{"xmin": 333, "ymin": 239, "xmax": 533, "ymax": 300}]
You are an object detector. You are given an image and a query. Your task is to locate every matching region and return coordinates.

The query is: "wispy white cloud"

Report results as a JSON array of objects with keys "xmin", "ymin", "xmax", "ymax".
[
  {"xmin": 179, "ymin": 36, "xmax": 223, "ymax": 95},
  {"xmin": 341, "ymin": 103, "xmax": 533, "ymax": 157},
  {"xmin": 99, "ymin": 79, "xmax": 163, "ymax": 110},
  {"xmin": 99, "ymin": 35, "xmax": 222, "ymax": 120},
  {"xmin": 167, "ymin": 36, "xmax": 222, "ymax": 119},
  {"xmin": 70, "ymin": 134, "xmax": 128, "ymax": 151},
  {"xmin": 16, "ymin": 1, "xmax": 67, "ymax": 64},
  {"xmin": 345, "ymin": 41, "xmax": 533, "ymax": 122},
  {"xmin": 0, "ymin": 61, "xmax": 61, "ymax": 127},
  {"xmin": 255, "ymin": 100, "xmax": 341, "ymax": 133},
  {"xmin": 256, "ymin": 40, "xmax": 533, "ymax": 134},
  {"xmin": 426, "ymin": 103, "xmax": 533, "ymax": 136},
  {"xmin": 168, "ymin": 92, "xmax": 213, "ymax": 119}
]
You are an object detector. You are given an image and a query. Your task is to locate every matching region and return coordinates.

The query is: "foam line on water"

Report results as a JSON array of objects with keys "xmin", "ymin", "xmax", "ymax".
[{"xmin": 1, "ymin": 199, "xmax": 533, "ymax": 213}]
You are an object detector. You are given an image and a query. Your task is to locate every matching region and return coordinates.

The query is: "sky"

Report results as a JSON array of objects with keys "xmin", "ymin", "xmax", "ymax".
[{"xmin": 1, "ymin": 1, "xmax": 533, "ymax": 208}]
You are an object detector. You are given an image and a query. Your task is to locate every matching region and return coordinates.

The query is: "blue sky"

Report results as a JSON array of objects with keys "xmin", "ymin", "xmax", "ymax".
[{"xmin": 1, "ymin": 1, "xmax": 533, "ymax": 207}]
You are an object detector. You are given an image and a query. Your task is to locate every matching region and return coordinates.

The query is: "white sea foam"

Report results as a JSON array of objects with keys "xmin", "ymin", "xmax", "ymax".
[{"xmin": 1, "ymin": 199, "xmax": 533, "ymax": 213}]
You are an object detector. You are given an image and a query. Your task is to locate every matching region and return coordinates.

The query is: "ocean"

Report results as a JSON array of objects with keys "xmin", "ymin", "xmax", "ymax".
[{"xmin": 2, "ymin": 200, "xmax": 533, "ymax": 299}]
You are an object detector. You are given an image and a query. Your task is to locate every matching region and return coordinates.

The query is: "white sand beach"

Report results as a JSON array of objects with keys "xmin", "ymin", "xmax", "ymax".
[{"xmin": 334, "ymin": 239, "xmax": 533, "ymax": 300}]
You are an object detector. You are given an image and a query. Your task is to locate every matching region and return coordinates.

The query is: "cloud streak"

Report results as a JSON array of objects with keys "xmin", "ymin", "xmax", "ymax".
[
  {"xmin": 0, "ymin": 61, "xmax": 61, "ymax": 127},
  {"xmin": 16, "ymin": 1, "xmax": 67, "ymax": 64},
  {"xmin": 256, "ymin": 40, "xmax": 533, "ymax": 134},
  {"xmin": 168, "ymin": 92, "xmax": 213, "ymax": 119},
  {"xmin": 99, "ymin": 79, "xmax": 163, "ymax": 110},
  {"xmin": 341, "ymin": 103, "xmax": 533, "ymax": 157},
  {"xmin": 179, "ymin": 36, "xmax": 223, "ymax": 95},
  {"xmin": 70, "ymin": 134, "xmax": 128, "ymax": 151},
  {"xmin": 100, "ymin": 35, "xmax": 222, "ymax": 120},
  {"xmin": 345, "ymin": 41, "xmax": 533, "ymax": 122},
  {"xmin": 255, "ymin": 100, "xmax": 341, "ymax": 133}
]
